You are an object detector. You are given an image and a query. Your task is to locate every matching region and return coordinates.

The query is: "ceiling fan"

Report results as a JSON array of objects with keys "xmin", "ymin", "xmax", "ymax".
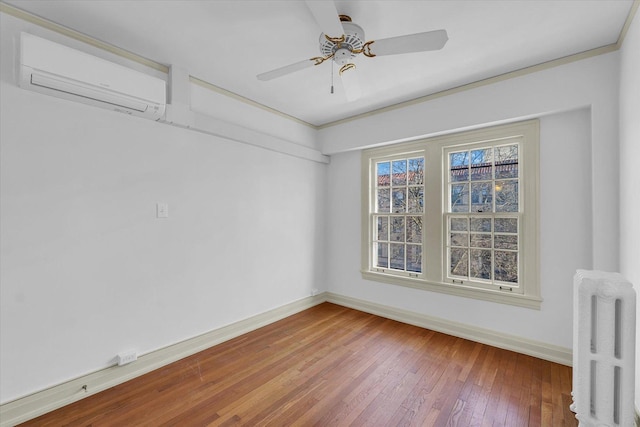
[{"xmin": 257, "ymin": 1, "xmax": 448, "ymax": 100}]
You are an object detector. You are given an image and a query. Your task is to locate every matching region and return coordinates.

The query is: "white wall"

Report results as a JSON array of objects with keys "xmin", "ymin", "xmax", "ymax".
[
  {"xmin": 618, "ymin": 7, "xmax": 640, "ymax": 413},
  {"xmin": 323, "ymin": 51, "xmax": 621, "ymax": 351},
  {"xmin": 0, "ymin": 18, "xmax": 327, "ymax": 403},
  {"xmin": 326, "ymin": 108, "xmax": 592, "ymax": 349},
  {"xmin": 320, "ymin": 52, "xmax": 620, "ymax": 275}
]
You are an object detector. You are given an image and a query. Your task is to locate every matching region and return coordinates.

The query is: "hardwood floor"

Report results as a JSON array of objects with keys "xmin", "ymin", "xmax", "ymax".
[{"xmin": 20, "ymin": 303, "xmax": 577, "ymax": 426}]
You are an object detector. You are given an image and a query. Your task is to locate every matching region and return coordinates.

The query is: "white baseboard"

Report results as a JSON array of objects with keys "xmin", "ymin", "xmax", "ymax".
[
  {"xmin": 0, "ymin": 294, "xmax": 325, "ymax": 427},
  {"xmin": 1, "ymin": 292, "xmax": 573, "ymax": 426},
  {"xmin": 325, "ymin": 292, "xmax": 573, "ymax": 367}
]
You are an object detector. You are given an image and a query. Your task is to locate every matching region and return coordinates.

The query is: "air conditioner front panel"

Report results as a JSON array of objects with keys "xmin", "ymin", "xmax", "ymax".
[{"xmin": 19, "ymin": 33, "xmax": 166, "ymax": 120}]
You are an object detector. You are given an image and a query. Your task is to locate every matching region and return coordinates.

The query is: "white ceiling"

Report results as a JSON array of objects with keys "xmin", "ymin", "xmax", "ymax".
[{"xmin": 4, "ymin": 0, "xmax": 635, "ymax": 126}]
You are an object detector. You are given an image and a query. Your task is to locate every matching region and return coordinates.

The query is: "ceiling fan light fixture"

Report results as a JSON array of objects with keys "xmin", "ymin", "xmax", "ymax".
[{"xmin": 333, "ymin": 48, "xmax": 353, "ymax": 66}]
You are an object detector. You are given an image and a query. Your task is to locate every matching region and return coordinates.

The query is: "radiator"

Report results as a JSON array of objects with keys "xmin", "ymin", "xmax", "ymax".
[{"xmin": 571, "ymin": 270, "xmax": 636, "ymax": 426}]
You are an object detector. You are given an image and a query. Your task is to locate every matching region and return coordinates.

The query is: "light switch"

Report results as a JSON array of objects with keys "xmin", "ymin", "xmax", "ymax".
[{"xmin": 156, "ymin": 203, "xmax": 169, "ymax": 218}]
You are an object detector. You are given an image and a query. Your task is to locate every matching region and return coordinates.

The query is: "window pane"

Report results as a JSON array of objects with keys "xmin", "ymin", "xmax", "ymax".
[
  {"xmin": 470, "ymin": 233, "xmax": 491, "ymax": 248},
  {"xmin": 376, "ymin": 243, "xmax": 388, "ymax": 268},
  {"xmin": 450, "ymin": 232, "xmax": 468, "ymax": 247},
  {"xmin": 471, "ymin": 148, "xmax": 493, "ymax": 181},
  {"xmin": 494, "ymin": 218, "xmax": 518, "ymax": 233},
  {"xmin": 408, "ymin": 158, "xmax": 424, "ymax": 185},
  {"xmin": 450, "ymin": 248, "xmax": 468, "ymax": 277},
  {"xmin": 377, "ymin": 188, "xmax": 390, "ymax": 212},
  {"xmin": 450, "ymin": 217, "xmax": 468, "ymax": 231},
  {"xmin": 471, "ymin": 182, "xmax": 493, "ymax": 213},
  {"xmin": 392, "ymin": 188, "xmax": 406, "ymax": 213},
  {"xmin": 470, "ymin": 217, "xmax": 492, "ymax": 232},
  {"xmin": 390, "ymin": 244, "xmax": 405, "ymax": 270},
  {"xmin": 407, "ymin": 245, "xmax": 422, "ymax": 273},
  {"xmin": 450, "ymin": 151, "xmax": 469, "ymax": 182},
  {"xmin": 407, "ymin": 187, "xmax": 423, "ymax": 213},
  {"xmin": 470, "ymin": 249, "xmax": 491, "ymax": 280},
  {"xmin": 407, "ymin": 217, "xmax": 422, "ymax": 243},
  {"xmin": 390, "ymin": 217, "xmax": 405, "ymax": 242},
  {"xmin": 377, "ymin": 162, "xmax": 390, "ymax": 187},
  {"xmin": 494, "ymin": 234, "xmax": 518, "ymax": 250},
  {"xmin": 495, "ymin": 181, "xmax": 518, "ymax": 212},
  {"xmin": 392, "ymin": 160, "xmax": 407, "ymax": 185},
  {"xmin": 377, "ymin": 217, "xmax": 388, "ymax": 241},
  {"xmin": 495, "ymin": 145, "xmax": 518, "ymax": 179},
  {"xmin": 451, "ymin": 183, "xmax": 469, "ymax": 212},
  {"xmin": 495, "ymin": 251, "xmax": 518, "ymax": 283}
]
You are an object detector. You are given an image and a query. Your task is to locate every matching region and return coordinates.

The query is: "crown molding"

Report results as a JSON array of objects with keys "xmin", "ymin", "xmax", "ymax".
[
  {"xmin": 317, "ymin": 43, "xmax": 618, "ymax": 129},
  {"xmin": 0, "ymin": 1, "xmax": 317, "ymax": 130},
  {"xmin": 2, "ymin": 0, "xmax": 637, "ymax": 135},
  {"xmin": 189, "ymin": 76, "xmax": 315, "ymax": 128},
  {"xmin": 616, "ymin": 0, "xmax": 639, "ymax": 49},
  {"xmin": 0, "ymin": 1, "xmax": 168, "ymax": 73},
  {"xmin": 317, "ymin": 0, "xmax": 638, "ymax": 129}
]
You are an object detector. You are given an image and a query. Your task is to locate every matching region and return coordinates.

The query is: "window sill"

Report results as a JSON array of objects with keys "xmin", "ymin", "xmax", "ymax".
[{"xmin": 361, "ymin": 270, "xmax": 542, "ymax": 310}]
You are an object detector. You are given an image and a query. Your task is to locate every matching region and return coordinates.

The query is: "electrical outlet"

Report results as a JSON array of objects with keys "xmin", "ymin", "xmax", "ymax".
[{"xmin": 116, "ymin": 350, "xmax": 137, "ymax": 366}]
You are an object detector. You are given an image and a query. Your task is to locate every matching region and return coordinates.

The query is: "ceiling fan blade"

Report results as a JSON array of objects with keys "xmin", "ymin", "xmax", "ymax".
[
  {"xmin": 340, "ymin": 66, "xmax": 362, "ymax": 101},
  {"xmin": 369, "ymin": 29, "xmax": 448, "ymax": 56},
  {"xmin": 304, "ymin": 0, "xmax": 344, "ymax": 38},
  {"xmin": 257, "ymin": 58, "xmax": 316, "ymax": 81}
]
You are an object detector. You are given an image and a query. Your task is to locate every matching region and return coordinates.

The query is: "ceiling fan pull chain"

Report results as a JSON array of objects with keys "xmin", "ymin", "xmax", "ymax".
[{"xmin": 330, "ymin": 61, "xmax": 334, "ymax": 94}]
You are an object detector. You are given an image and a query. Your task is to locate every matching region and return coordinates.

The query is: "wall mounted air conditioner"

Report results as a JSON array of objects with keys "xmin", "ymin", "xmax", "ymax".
[{"xmin": 19, "ymin": 32, "xmax": 166, "ymax": 121}]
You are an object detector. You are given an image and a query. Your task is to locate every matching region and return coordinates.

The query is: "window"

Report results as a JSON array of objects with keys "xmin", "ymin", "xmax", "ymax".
[
  {"xmin": 373, "ymin": 157, "xmax": 424, "ymax": 275},
  {"xmin": 361, "ymin": 121, "xmax": 540, "ymax": 309},
  {"xmin": 445, "ymin": 142, "xmax": 521, "ymax": 289}
]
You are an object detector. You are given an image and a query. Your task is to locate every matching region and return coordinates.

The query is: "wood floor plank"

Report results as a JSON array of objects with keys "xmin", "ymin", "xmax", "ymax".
[
  {"xmin": 454, "ymin": 346, "xmax": 490, "ymax": 426},
  {"xmin": 19, "ymin": 303, "xmax": 577, "ymax": 427},
  {"xmin": 388, "ymin": 332, "xmax": 461, "ymax": 426}
]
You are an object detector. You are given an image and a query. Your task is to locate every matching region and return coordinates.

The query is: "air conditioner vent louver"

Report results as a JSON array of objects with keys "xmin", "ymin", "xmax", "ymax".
[
  {"xmin": 30, "ymin": 72, "xmax": 149, "ymax": 113},
  {"xmin": 19, "ymin": 33, "xmax": 166, "ymax": 120}
]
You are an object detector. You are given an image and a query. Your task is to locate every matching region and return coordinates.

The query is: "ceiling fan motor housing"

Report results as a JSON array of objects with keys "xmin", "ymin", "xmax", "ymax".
[{"xmin": 319, "ymin": 21, "xmax": 365, "ymax": 65}]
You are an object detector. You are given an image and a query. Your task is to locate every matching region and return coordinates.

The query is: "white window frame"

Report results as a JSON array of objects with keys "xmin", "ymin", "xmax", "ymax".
[{"xmin": 361, "ymin": 120, "xmax": 541, "ymax": 309}]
